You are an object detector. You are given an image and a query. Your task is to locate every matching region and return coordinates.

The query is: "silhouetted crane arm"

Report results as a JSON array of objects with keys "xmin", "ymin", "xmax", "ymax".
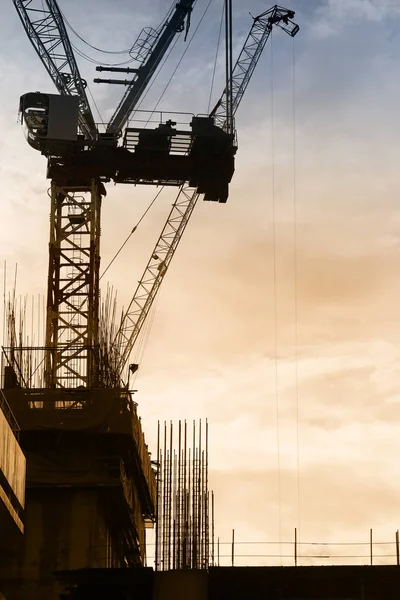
[
  {"xmin": 105, "ymin": 0, "xmax": 196, "ymax": 135},
  {"xmin": 12, "ymin": 0, "xmax": 96, "ymax": 139},
  {"xmin": 104, "ymin": 185, "xmax": 200, "ymax": 386},
  {"xmin": 210, "ymin": 4, "xmax": 299, "ymax": 131}
]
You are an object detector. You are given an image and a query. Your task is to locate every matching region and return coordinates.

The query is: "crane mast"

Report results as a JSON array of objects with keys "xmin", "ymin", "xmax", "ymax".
[
  {"xmin": 110, "ymin": 5, "xmax": 299, "ymax": 384},
  {"xmin": 44, "ymin": 180, "xmax": 103, "ymax": 388}
]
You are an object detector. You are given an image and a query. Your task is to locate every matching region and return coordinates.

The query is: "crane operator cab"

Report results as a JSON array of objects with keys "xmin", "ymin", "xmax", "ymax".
[{"xmin": 19, "ymin": 92, "xmax": 80, "ymax": 155}]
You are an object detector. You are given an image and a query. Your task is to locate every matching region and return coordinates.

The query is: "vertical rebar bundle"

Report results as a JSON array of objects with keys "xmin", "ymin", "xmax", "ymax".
[
  {"xmin": 1, "ymin": 289, "xmax": 47, "ymax": 389},
  {"xmin": 1, "ymin": 281, "xmax": 126, "ymax": 390},
  {"xmin": 155, "ymin": 419, "xmax": 213, "ymax": 570}
]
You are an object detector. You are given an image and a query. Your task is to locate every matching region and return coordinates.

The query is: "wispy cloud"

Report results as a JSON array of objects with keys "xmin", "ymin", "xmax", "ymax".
[{"xmin": 312, "ymin": 0, "xmax": 400, "ymax": 37}]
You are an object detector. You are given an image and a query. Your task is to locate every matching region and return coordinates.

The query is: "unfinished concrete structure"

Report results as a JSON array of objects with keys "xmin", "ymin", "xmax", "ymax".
[
  {"xmin": 0, "ymin": 395, "xmax": 25, "ymax": 535},
  {"xmin": 0, "ymin": 387, "xmax": 155, "ymax": 599},
  {"xmin": 0, "ymin": 395, "xmax": 26, "ymax": 599}
]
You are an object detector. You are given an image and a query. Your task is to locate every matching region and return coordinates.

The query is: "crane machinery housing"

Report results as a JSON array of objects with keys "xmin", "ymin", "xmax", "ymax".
[{"xmin": 0, "ymin": 2, "xmax": 299, "ymax": 599}]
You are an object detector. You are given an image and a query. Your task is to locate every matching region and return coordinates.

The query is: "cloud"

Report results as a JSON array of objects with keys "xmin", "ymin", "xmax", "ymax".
[
  {"xmin": 312, "ymin": 0, "xmax": 400, "ymax": 37},
  {"xmin": 210, "ymin": 462, "xmax": 400, "ymax": 565}
]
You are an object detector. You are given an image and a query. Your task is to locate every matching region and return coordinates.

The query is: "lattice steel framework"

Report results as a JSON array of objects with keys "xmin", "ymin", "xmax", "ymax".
[
  {"xmin": 12, "ymin": 0, "xmax": 96, "ymax": 139},
  {"xmin": 107, "ymin": 185, "xmax": 200, "ymax": 385},
  {"xmin": 45, "ymin": 180, "xmax": 103, "ymax": 388},
  {"xmin": 106, "ymin": 0, "xmax": 196, "ymax": 135},
  {"xmin": 211, "ymin": 5, "xmax": 299, "ymax": 132}
]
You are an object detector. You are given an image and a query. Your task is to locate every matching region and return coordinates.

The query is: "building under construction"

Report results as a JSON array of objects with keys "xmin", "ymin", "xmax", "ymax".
[
  {"xmin": 2, "ymin": 0, "xmax": 400, "ymax": 599},
  {"xmin": 0, "ymin": 393, "xmax": 25, "ymax": 576}
]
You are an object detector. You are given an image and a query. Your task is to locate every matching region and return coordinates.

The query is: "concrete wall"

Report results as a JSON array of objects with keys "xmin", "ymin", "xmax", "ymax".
[
  {"xmin": 0, "ymin": 406, "xmax": 25, "ymax": 531},
  {"xmin": 207, "ymin": 566, "xmax": 400, "ymax": 600},
  {"xmin": 0, "ymin": 488, "xmax": 118, "ymax": 600},
  {"xmin": 53, "ymin": 565, "xmax": 400, "ymax": 600}
]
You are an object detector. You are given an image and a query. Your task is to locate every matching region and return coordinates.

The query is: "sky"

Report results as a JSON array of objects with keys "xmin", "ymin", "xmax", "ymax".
[{"xmin": 2, "ymin": 0, "xmax": 400, "ymax": 567}]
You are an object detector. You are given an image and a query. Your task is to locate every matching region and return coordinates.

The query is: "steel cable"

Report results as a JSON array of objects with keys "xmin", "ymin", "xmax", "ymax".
[{"xmin": 100, "ymin": 187, "xmax": 165, "ymax": 280}]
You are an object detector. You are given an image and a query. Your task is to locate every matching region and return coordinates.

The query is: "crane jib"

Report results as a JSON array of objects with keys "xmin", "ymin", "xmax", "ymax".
[
  {"xmin": 211, "ymin": 6, "xmax": 299, "ymax": 130},
  {"xmin": 106, "ymin": 0, "xmax": 197, "ymax": 135}
]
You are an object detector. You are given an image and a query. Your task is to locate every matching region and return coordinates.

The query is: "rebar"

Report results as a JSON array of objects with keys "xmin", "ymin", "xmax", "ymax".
[{"xmin": 155, "ymin": 419, "xmax": 213, "ymax": 570}]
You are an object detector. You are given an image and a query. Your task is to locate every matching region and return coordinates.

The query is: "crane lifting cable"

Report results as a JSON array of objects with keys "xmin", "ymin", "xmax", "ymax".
[
  {"xmin": 100, "ymin": 187, "xmax": 165, "ymax": 280},
  {"xmin": 71, "ymin": 42, "xmax": 136, "ymax": 67},
  {"xmin": 60, "ymin": 8, "xmax": 132, "ymax": 55},
  {"xmin": 129, "ymin": 36, "xmax": 182, "ymax": 120},
  {"xmin": 207, "ymin": 0, "xmax": 225, "ymax": 114},
  {"xmin": 104, "ymin": 0, "xmax": 199, "ymax": 135},
  {"xmin": 144, "ymin": 0, "xmax": 215, "ymax": 126},
  {"xmin": 269, "ymin": 26, "xmax": 283, "ymax": 557},
  {"xmin": 290, "ymin": 34, "xmax": 301, "ymax": 538}
]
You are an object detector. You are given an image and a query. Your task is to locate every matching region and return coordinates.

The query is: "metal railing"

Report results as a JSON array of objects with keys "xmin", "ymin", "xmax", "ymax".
[{"xmin": 145, "ymin": 529, "xmax": 400, "ymax": 569}]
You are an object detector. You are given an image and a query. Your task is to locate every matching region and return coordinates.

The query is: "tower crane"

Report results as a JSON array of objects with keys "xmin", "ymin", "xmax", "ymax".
[
  {"xmin": 13, "ymin": 0, "xmax": 200, "ymax": 389},
  {"xmin": 11, "ymin": 1, "xmax": 298, "ymax": 390}
]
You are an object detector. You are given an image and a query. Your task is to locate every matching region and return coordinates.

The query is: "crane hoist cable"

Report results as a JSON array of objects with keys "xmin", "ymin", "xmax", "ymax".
[
  {"xmin": 145, "ymin": 0, "xmax": 215, "ymax": 124},
  {"xmin": 269, "ymin": 31, "xmax": 300, "ymax": 558},
  {"xmin": 60, "ymin": 8, "xmax": 132, "ymax": 55},
  {"xmin": 131, "ymin": 35, "xmax": 182, "ymax": 120},
  {"xmin": 291, "ymin": 35, "xmax": 301, "ymax": 540},
  {"xmin": 71, "ymin": 42, "xmax": 136, "ymax": 67},
  {"xmin": 269, "ymin": 29, "xmax": 283, "ymax": 560},
  {"xmin": 123, "ymin": 0, "xmax": 213, "ymax": 122},
  {"xmin": 100, "ymin": 187, "xmax": 165, "ymax": 280},
  {"xmin": 207, "ymin": 0, "xmax": 225, "ymax": 114},
  {"xmin": 132, "ymin": 288, "xmax": 161, "ymax": 380},
  {"xmin": 86, "ymin": 85, "xmax": 104, "ymax": 123},
  {"xmin": 106, "ymin": 0, "xmax": 199, "ymax": 134}
]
